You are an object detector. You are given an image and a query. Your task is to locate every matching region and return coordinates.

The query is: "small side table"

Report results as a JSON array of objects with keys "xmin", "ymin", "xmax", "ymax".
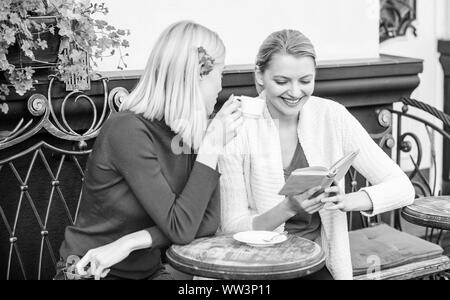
[
  {"xmin": 166, "ymin": 234, "xmax": 325, "ymax": 280},
  {"xmin": 402, "ymin": 196, "xmax": 450, "ymax": 244}
]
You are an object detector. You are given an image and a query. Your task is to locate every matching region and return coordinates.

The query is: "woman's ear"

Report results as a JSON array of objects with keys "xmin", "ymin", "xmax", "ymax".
[{"xmin": 254, "ymin": 66, "xmax": 264, "ymax": 87}]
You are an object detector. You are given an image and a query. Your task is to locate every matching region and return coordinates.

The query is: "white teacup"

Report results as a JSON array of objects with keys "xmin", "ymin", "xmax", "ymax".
[{"xmin": 235, "ymin": 96, "xmax": 265, "ymax": 119}]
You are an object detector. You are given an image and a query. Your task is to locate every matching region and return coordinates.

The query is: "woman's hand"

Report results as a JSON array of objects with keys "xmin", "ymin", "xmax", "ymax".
[
  {"xmin": 321, "ymin": 190, "xmax": 374, "ymax": 213},
  {"xmin": 203, "ymin": 95, "xmax": 243, "ymax": 149},
  {"xmin": 289, "ymin": 186, "xmax": 336, "ymax": 215},
  {"xmin": 76, "ymin": 239, "xmax": 129, "ymax": 280},
  {"xmin": 76, "ymin": 230, "xmax": 152, "ymax": 280},
  {"xmin": 197, "ymin": 95, "xmax": 243, "ymax": 169}
]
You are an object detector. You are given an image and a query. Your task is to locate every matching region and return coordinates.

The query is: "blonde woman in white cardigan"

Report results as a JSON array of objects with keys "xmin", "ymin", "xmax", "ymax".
[{"xmin": 218, "ymin": 29, "xmax": 415, "ymax": 280}]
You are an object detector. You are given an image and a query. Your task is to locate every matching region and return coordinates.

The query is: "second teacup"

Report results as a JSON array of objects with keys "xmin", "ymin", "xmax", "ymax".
[{"xmin": 235, "ymin": 96, "xmax": 265, "ymax": 119}]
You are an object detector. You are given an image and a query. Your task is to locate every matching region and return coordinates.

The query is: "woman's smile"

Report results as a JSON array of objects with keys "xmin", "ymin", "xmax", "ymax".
[{"xmin": 280, "ymin": 95, "xmax": 304, "ymax": 107}]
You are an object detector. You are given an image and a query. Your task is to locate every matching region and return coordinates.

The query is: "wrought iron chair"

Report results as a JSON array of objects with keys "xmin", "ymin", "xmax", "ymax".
[
  {"xmin": 0, "ymin": 77, "xmax": 128, "ymax": 280},
  {"xmin": 396, "ymin": 98, "xmax": 450, "ymax": 245},
  {"xmin": 348, "ymin": 97, "xmax": 450, "ymax": 280}
]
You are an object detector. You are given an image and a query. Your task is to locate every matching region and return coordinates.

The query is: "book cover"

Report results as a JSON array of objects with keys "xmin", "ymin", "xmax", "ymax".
[{"xmin": 278, "ymin": 150, "xmax": 359, "ymax": 196}]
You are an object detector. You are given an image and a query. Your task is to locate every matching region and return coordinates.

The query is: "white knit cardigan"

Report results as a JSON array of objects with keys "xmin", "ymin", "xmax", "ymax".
[{"xmin": 218, "ymin": 96, "xmax": 415, "ymax": 280}]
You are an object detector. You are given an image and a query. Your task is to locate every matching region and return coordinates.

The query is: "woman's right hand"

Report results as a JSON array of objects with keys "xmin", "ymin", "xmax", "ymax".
[
  {"xmin": 76, "ymin": 239, "xmax": 130, "ymax": 280},
  {"xmin": 203, "ymin": 95, "xmax": 243, "ymax": 149},
  {"xmin": 288, "ymin": 186, "xmax": 339, "ymax": 215},
  {"xmin": 76, "ymin": 230, "xmax": 152, "ymax": 280}
]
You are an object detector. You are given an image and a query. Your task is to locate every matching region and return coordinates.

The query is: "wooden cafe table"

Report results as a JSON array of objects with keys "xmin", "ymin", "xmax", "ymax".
[
  {"xmin": 166, "ymin": 233, "xmax": 326, "ymax": 280},
  {"xmin": 402, "ymin": 196, "xmax": 450, "ymax": 243}
]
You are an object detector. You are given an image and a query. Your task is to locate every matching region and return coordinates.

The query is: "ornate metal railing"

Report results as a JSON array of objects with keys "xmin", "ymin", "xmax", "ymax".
[
  {"xmin": 349, "ymin": 97, "xmax": 450, "ymax": 237},
  {"xmin": 347, "ymin": 108, "xmax": 396, "ymax": 229},
  {"xmin": 0, "ymin": 77, "xmax": 129, "ymax": 280}
]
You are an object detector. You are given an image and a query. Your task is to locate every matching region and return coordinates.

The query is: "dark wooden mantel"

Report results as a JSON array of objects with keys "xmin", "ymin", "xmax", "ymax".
[{"xmin": 1, "ymin": 54, "xmax": 422, "ymax": 120}]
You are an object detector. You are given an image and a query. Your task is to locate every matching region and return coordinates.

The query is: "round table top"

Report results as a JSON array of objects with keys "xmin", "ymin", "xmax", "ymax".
[
  {"xmin": 166, "ymin": 234, "xmax": 325, "ymax": 280},
  {"xmin": 402, "ymin": 196, "xmax": 450, "ymax": 230}
]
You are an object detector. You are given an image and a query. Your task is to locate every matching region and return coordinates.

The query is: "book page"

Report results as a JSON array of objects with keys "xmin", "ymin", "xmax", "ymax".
[
  {"xmin": 291, "ymin": 166, "xmax": 329, "ymax": 176},
  {"xmin": 330, "ymin": 150, "xmax": 359, "ymax": 181}
]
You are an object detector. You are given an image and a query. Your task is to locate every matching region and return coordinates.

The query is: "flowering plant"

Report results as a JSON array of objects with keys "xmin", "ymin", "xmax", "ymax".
[
  {"xmin": 198, "ymin": 46, "xmax": 215, "ymax": 77},
  {"xmin": 0, "ymin": 0, "xmax": 130, "ymax": 114}
]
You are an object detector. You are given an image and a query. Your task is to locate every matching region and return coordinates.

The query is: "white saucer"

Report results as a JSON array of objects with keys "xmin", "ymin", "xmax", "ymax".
[{"xmin": 233, "ymin": 231, "xmax": 287, "ymax": 247}]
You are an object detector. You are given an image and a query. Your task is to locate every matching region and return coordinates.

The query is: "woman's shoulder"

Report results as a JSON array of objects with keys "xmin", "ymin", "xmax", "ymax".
[
  {"xmin": 307, "ymin": 96, "xmax": 346, "ymax": 111},
  {"xmin": 100, "ymin": 111, "xmax": 163, "ymax": 144},
  {"xmin": 105, "ymin": 110, "xmax": 141, "ymax": 128},
  {"xmin": 105, "ymin": 111, "xmax": 166, "ymax": 132},
  {"xmin": 96, "ymin": 112, "xmax": 168, "ymax": 157},
  {"xmin": 306, "ymin": 96, "xmax": 349, "ymax": 119}
]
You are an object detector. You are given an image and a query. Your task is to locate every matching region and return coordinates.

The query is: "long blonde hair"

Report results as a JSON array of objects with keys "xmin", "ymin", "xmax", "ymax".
[{"xmin": 120, "ymin": 21, "xmax": 225, "ymax": 149}]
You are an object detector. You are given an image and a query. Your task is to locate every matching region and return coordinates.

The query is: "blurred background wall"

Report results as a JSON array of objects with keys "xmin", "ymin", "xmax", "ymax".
[{"xmin": 98, "ymin": 0, "xmax": 380, "ymax": 70}]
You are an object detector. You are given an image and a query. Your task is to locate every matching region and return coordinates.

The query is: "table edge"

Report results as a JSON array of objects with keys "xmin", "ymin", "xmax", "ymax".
[
  {"xmin": 166, "ymin": 248, "xmax": 326, "ymax": 280},
  {"xmin": 401, "ymin": 208, "xmax": 450, "ymax": 230}
]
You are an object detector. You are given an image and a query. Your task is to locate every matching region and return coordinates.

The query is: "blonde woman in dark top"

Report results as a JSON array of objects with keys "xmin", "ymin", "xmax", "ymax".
[{"xmin": 56, "ymin": 20, "xmax": 243, "ymax": 280}]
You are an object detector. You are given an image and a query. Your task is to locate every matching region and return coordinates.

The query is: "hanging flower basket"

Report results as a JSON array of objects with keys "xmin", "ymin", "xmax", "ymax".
[
  {"xmin": 6, "ymin": 16, "xmax": 61, "ymax": 69},
  {"xmin": 0, "ymin": 0, "xmax": 130, "ymax": 111}
]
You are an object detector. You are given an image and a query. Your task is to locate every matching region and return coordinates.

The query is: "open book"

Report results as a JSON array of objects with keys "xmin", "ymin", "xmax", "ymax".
[{"xmin": 279, "ymin": 150, "xmax": 359, "ymax": 196}]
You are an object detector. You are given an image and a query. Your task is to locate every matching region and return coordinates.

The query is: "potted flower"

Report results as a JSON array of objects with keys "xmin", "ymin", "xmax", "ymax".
[{"xmin": 0, "ymin": 0, "xmax": 130, "ymax": 114}]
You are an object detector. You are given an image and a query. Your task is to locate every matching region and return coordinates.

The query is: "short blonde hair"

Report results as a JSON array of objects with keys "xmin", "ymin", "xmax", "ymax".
[{"xmin": 120, "ymin": 21, "xmax": 225, "ymax": 149}]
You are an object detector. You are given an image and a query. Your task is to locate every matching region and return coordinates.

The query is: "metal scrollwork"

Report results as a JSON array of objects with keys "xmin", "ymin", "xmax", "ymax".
[
  {"xmin": 380, "ymin": 133, "xmax": 396, "ymax": 150},
  {"xmin": 0, "ymin": 76, "xmax": 128, "ymax": 150},
  {"xmin": 108, "ymin": 87, "xmax": 129, "ymax": 112},
  {"xmin": 389, "ymin": 98, "xmax": 450, "ymax": 198},
  {"xmin": 349, "ymin": 99, "xmax": 450, "ymax": 231},
  {"xmin": 45, "ymin": 75, "xmax": 111, "ymax": 140},
  {"xmin": 0, "ymin": 95, "xmax": 50, "ymax": 148},
  {"xmin": 397, "ymin": 132, "xmax": 432, "ymax": 195},
  {"xmin": 27, "ymin": 94, "xmax": 48, "ymax": 117},
  {"xmin": 370, "ymin": 109, "xmax": 394, "ymax": 149},
  {"xmin": 378, "ymin": 109, "xmax": 392, "ymax": 128}
]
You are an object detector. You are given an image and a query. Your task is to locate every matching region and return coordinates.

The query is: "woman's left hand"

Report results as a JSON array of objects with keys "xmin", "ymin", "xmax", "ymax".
[
  {"xmin": 76, "ymin": 230, "xmax": 152, "ymax": 280},
  {"xmin": 76, "ymin": 238, "xmax": 132, "ymax": 280},
  {"xmin": 319, "ymin": 185, "xmax": 349, "ymax": 211},
  {"xmin": 321, "ymin": 190, "xmax": 374, "ymax": 213}
]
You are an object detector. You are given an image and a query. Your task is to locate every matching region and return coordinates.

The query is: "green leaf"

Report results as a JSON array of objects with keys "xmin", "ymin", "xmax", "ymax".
[
  {"xmin": 94, "ymin": 19, "xmax": 108, "ymax": 29},
  {"xmin": 0, "ymin": 12, "xmax": 9, "ymax": 22},
  {"xmin": 0, "ymin": 103, "xmax": 9, "ymax": 114},
  {"xmin": 8, "ymin": 12, "xmax": 21, "ymax": 24},
  {"xmin": 1, "ymin": 0, "xmax": 130, "ymax": 92},
  {"xmin": 37, "ymin": 39, "xmax": 48, "ymax": 50},
  {"xmin": 3, "ymin": 27, "xmax": 16, "ymax": 44},
  {"xmin": 21, "ymin": 41, "xmax": 35, "ymax": 59}
]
